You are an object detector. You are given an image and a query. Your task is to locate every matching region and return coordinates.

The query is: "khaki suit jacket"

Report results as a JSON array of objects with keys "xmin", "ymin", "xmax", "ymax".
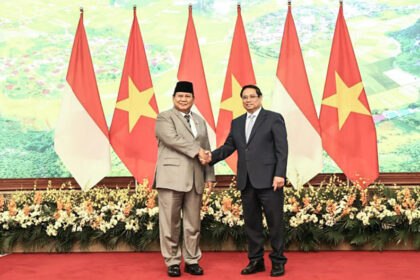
[{"xmin": 154, "ymin": 108, "xmax": 215, "ymax": 194}]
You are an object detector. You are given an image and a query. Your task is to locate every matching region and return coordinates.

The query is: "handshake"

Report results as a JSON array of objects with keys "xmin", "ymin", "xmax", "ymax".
[{"xmin": 198, "ymin": 148, "xmax": 212, "ymax": 165}]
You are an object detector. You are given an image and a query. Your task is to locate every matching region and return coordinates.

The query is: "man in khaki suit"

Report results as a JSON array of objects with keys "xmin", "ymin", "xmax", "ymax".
[{"xmin": 154, "ymin": 81, "xmax": 215, "ymax": 277}]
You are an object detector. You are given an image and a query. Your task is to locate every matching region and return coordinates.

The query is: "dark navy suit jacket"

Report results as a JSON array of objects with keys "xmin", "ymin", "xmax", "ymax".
[{"xmin": 211, "ymin": 107, "xmax": 288, "ymax": 190}]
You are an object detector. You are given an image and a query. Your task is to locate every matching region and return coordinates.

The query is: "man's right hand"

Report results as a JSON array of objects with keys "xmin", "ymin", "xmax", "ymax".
[{"xmin": 198, "ymin": 148, "xmax": 212, "ymax": 165}]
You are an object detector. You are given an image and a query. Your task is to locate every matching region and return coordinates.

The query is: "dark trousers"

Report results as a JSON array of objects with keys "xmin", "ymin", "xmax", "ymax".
[{"xmin": 241, "ymin": 177, "xmax": 287, "ymax": 264}]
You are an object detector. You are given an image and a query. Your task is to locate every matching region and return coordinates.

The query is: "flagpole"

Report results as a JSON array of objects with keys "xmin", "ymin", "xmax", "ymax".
[{"xmin": 132, "ymin": 4, "xmax": 139, "ymax": 193}]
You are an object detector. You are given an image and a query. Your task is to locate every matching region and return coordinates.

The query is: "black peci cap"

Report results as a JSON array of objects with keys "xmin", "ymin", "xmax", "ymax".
[{"xmin": 173, "ymin": 81, "xmax": 194, "ymax": 96}]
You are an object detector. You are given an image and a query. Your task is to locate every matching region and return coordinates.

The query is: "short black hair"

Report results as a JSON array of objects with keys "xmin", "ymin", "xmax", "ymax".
[{"xmin": 240, "ymin": 84, "xmax": 262, "ymax": 97}]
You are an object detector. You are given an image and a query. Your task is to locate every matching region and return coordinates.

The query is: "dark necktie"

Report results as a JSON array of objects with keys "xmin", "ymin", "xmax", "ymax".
[{"xmin": 184, "ymin": 114, "xmax": 191, "ymax": 128}]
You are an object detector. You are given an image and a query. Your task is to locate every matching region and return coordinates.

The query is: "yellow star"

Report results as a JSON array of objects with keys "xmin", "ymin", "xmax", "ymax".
[
  {"xmin": 322, "ymin": 72, "xmax": 371, "ymax": 130},
  {"xmin": 115, "ymin": 76, "xmax": 157, "ymax": 132},
  {"xmin": 219, "ymin": 74, "xmax": 246, "ymax": 119}
]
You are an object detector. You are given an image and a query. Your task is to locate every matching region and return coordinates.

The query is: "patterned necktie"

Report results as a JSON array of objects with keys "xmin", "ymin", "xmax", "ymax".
[
  {"xmin": 184, "ymin": 114, "xmax": 191, "ymax": 128},
  {"xmin": 246, "ymin": 114, "xmax": 256, "ymax": 143}
]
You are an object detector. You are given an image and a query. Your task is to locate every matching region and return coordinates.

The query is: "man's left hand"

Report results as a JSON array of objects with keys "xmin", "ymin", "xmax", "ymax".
[
  {"xmin": 205, "ymin": 181, "xmax": 215, "ymax": 193},
  {"xmin": 272, "ymin": 176, "xmax": 285, "ymax": 191}
]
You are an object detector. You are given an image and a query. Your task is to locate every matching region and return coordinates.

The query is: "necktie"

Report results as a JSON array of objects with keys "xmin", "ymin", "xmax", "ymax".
[
  {"xmin": 246, "ymin": 114, "xmax": 256, "ymax": 143},
  {"xmin": 184, "ymin": 114, "xmax": 191, "ymax": 128}
]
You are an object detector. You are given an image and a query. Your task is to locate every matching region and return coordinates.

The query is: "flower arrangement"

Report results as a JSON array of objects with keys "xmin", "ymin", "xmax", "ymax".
[{"xmin": 1, "ymin": 176, "xmax": 419, "ymax": 253}]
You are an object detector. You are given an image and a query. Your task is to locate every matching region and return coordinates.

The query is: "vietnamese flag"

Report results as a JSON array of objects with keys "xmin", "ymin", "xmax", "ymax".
[
  {"xmin": 109, "ymin": 7, "xmax": 158, "ymax": 185},
  {"xmin": 177, "ymin": 5, "xmax": 216, "ymax": 148},
  {"xmin": 319, "ymin": 3, "xmax": 379, "ymax": 188},
  {"xmin": 216, "ymin": 5, "xmax": 256, "ymax": 173},
  {"xmin": 54, "ymin": 10, "xmax": 111, "ymax": 191},
  {"xmin": 271, "ymin": 3, "xmax": 322, "ymax": 188}
]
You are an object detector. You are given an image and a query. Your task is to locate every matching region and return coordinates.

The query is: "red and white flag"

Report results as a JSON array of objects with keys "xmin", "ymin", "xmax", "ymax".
[
  {"xmin": 216, "ymin": 5, "xmax": 256, "ymax": 173},
  {"xmin": 109, "ymin": 7, "xmax": 158, "ymax": 185},
  {"xmin": 271, "ymin": 4, "xmax": 322, "ymax": 187},
  {"xmin": 177, "ymin": 5, "xmax": 215, "ymax": 148},
  {"xmin": 54, "ymin": 10, "xmax": 111, "ymax": 191}
]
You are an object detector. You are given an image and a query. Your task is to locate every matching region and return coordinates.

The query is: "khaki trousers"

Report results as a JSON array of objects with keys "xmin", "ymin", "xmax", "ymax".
[{"xmin": 158, "ymin": 188, "xmax": 202, "ymax": 266}]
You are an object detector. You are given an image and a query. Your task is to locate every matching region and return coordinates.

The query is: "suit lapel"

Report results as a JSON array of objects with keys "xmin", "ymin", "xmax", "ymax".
[
  {"xmin": 238, "ymin": 114, "xmax": 247, "ymax": 145},
  {"xmin": 191, "ymin": 112, "xmax": 201, "ymax": 139},
  {"xmin": 247, "ymin": 108, "xmax": 266, "ymax": 145},
  {"xmin": 172, "ymin": 108, "xmax": 194, "ymax": 137}
]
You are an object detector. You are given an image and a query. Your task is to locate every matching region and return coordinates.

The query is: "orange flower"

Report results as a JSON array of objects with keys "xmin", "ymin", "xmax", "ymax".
[
  {"xmin": 402, "ymin": 198, "xmax": 415, "ymax": 210},
  {"xmin": 34, "ymin": 191, "xmax": 42, "ymax": 205},
  {"xmin": 65, "ymin": 202, "xmax": 72, "ymax": 215},
  {"xmin": 23, "ymin": 204, "xmax": 30, "ymax": 216},
  {"xmin": 341, "ymin": 207, "xmax": 350, "ymax": 216},
  {"xmin": 292, "ymin": 203, "xmax": 300, "ymax": 213},
  {"xmin": 201, "ymin": 205, "xmax": 208, "ymax": 212},
  {"xmin": 302, "ymin": 195, "xmax": 311, "ymax": 207},
  {"xmin": 92, "ymin": 216, "xmax": 102, "ymax": 230},
  {"xmin": 231, "ymin": 204, "xmax": 241, "ymax": 218},
  {"xmin": 146, "ymin": 195, "xmax": 156, "ymax": 209},
  {"xmin": 54, "ymin": 211, "xmax": 61, "ymax": 220},
  {"xmin": 346, "ymin": 194, "xmax": 356, "ymax": 206},
  {"xmin": 394, "ymin": 204, "xmax": 401, "ymax": 215},
  {"xmin": 8, "ymin": 199, "xmax": 17, "ymax": 216},
  {"xmin": 0, "ymin": 194, "xmax": 5, "ymax": 211},
  {"xmin": 360, "ymin": 190, "xmax": 368, "ymax": 206},
  {"xmin": 326, "ymin": 199, "xmax": 336, "ymax": 214},
  {"xmin": 403, "ymin": 188, "xmax": 411, "ymax": 200},
  {"xmin": 123, "ymin": 203, "xmax": 132, "ymax": 217},
  {"xmin": 84, "ymin": 201, "xmax": 93, "ymax": 215},
  {"xmin": 288, "ymin": 197, "xmax": 297, "ymax": 205},
  {"xmin": 222, "ymin": 196, "xmax": 233, "ymax": 212},
  {"xmin": 56, "ymin": 199, "xmax": 64, "ymax": 211},
  {"xmin": 314, "ymin": 204, "xmax": 322, "ymax": 214}
]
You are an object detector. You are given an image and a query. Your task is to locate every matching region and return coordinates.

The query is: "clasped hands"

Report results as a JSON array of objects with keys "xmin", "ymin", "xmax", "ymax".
[{"xmin": 198, "ymin": 148, "xmax": 212, "ymax": 165}]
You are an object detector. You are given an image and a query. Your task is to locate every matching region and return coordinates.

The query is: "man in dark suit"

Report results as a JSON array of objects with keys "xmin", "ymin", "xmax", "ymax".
[{"xmin": 208, "ymin": 85, "xmax": 288, "ymax": 277}]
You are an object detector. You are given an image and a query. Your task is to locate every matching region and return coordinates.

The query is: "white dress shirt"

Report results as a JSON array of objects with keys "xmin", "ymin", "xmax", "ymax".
[
  {"xmin": 245, "ymin": 106, "xmax": 262, "ymax": 138},
  {"xmin": 181, "ymin": 111, "xmax": 198, "ymax": 138}
]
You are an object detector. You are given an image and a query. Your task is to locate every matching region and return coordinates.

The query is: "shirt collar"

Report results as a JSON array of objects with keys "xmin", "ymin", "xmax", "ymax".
[
  {"xmin": 179, "ymin": 110, "xmax": 192, "ymax": 117},
  {"xmin": 247, "ymin": 106, "xmax": 262, "ymax": 119}
]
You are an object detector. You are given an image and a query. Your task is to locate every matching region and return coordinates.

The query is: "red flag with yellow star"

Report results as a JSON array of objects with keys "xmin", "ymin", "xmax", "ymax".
[
  {"xmin": 109, "ymin": 7, "xmax": 158, "ymax": 185},
  {"xmin": 178, "ymin": 5, "xmax": 216, "ymax": 148},
  {"xmin": 216, "ymin": 5, "xmax": 256, "ymax": 173},
  {"xmin": 319, "ymin": 3, "xmax": 379, "ymax": 188}
]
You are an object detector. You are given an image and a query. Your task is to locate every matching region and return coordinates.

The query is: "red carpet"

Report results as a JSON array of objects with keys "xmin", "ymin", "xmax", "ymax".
[{"xmin": 1, "ymin": 251, "xmax": 419, "ymax": 280}]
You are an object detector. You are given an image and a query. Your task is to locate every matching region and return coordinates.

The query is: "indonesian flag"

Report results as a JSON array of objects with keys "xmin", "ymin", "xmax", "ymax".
[
  {"xmin": 109, "ymin": 8, "xmax": 158, "ymax": 185},
  {"xmin": 319, "ymin": 3, "xmax": 379, "ymax": 188},
  {"xmin": 216, "ymin": 5, "xmax": 256, "ymax": 173},
  {"xmin": 271, "ymin": 4, "xmax": 322, "ymax": 187},
  {"xmin": 54, "ymin": 11, "xmax": 111, "ymax": 191},
  {"xmin": 178, "ymin": 5, "xmax": 215, "ymax": 148}
]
